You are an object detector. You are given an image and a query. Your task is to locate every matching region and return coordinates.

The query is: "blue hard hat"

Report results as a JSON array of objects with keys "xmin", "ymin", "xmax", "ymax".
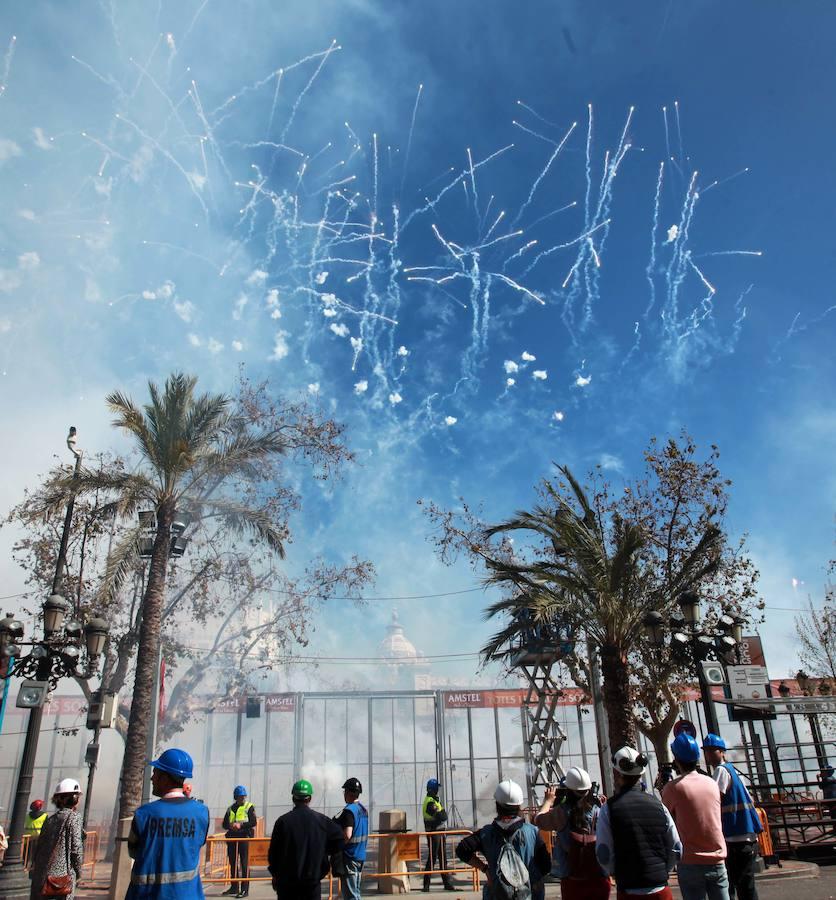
[
  {"xmin": 150, "ymin": 748, "xmax": 194, "ymax": 779},
  {"xmin": 426, "ymin": 778, "xmax": 440, "ymax": 791},
  {"xmin": 671, "ymin": 733, "xmax": 701, "ymax": 763},
  {"xmin": 233, "ymin": 785, "xmax": 248, "ymax": 797},
  {"xmin": 702, "ymin": 733, "xmax": 727, "ymax": 750}
]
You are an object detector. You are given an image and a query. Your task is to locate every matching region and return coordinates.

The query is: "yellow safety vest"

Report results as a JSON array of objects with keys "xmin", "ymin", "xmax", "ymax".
[
  {"xmin": 24, "ymin": 813, "xmax": 47, "ymax": 837},
  {"xmin": 226, "ymin": 802, "xmax": 254, "ymax": 824},
  {"xmin": 422, "ymin": 795, "xmax": 444, "ymax": 827}
]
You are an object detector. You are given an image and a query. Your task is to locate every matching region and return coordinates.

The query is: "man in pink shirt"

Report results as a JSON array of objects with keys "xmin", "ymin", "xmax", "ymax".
[{"xmin": 662, "ymin": 733, "xmax": 729, "ymax": 900}]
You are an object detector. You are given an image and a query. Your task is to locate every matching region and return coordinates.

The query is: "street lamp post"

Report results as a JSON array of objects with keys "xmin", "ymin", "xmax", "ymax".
[
  {"xmin": 0, "ymin": 429, "xmax": 109, "ymax": 899},
  {"xmin": 643, "ymin": 591, "xmax": 743, "ymax": 740}
]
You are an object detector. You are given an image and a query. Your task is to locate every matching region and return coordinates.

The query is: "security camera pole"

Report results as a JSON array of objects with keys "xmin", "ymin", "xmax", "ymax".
[{"xmin": 0, "ymin": 429, "xmax": 108, "ymax": 899}]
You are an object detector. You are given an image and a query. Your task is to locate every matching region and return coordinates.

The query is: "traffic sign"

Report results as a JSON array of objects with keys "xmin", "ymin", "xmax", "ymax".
[{"xmin": 673, "ymin": 719, "xmax": 697, "ymax": 738}]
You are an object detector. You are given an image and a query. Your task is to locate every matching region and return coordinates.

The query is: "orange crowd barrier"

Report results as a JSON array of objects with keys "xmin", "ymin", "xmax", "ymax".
[
  {"xmin": 203, "ymin": 829, "xmax": 481, "ymax": 896},
  {"xmin": 22, "ymin": 830, "xmax": 100, "ymax": 881}
]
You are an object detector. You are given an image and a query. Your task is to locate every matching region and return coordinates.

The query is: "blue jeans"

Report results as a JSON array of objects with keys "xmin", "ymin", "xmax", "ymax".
[
  {"xmin": 341, "ymin": 857, "xmax": 363, "ymax": 900},
  {"xmin": 677, "ymin": 861, "xmax": 730, "ymax": 900}
]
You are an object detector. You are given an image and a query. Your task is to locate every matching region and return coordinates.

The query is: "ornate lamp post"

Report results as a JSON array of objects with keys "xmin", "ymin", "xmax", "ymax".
[
  {"xmin": 0, "ymin": 428, "xmax": 109, "ymax": 899},
  {"xmin": 643, "ymin": 591, "xmax": 743, "ymax": 737},
  {"xmin": 0, "ymin": 607, "xmax": 108, "ymax": 895}
]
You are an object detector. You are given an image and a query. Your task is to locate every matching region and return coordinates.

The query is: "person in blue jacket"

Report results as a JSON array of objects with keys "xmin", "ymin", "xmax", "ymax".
[
  {"xmin": 334, "ymin": 778, "xmax": 369, "ymax": 900},
  {"xmin": 703, "ymin": 734, "xmax": 763, "ymax": 900},
  {"xmin": 126, "ymin": 748, "xmax": 210, "ymax": 900}
]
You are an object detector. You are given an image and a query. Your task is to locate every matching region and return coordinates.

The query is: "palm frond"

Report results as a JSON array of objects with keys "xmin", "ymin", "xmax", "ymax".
[
  {"xmin": 145, "ymin": 373, "xmax": 198, "ymax": 484},
  {"xmin": 96, "ymin": 524, "xmax": 143, "ymax": 605},
  {"xmin": 554, "ymin": 465, "xmax": 597, "ymax": 529},
  {"xmin": 608, "ymin": 521, "xmax": 645, "ymax": 593},
  {"xmin": 107, "ymin": 390, "xmax": 161, "ymax": 471},
  {"xmin": 197, "ymin": 498, "xmax": 286, "ymax": 558},
  {"xmin": 181, "ymin": 392, "xmax": 231, "ymax": 456},
  {"xmin": 188, "ymin": 430, "xmax": 286, "ymax": 495},
  {"xmin": 37, "ymin": 470, "xmax": 157, "ymax": 519}
]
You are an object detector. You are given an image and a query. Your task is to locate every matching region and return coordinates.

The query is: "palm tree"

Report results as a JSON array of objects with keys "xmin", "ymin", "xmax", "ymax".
[
  {"xmin": 480, "ymin": 466, "xmax": 721, "ymax": 750},
  {"xmin": 44, "ymin": 373, "xmax": 286, "ymax": 818}
]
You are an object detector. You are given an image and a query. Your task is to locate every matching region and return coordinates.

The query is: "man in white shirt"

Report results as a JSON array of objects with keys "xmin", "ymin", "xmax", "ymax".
[{"xmin": 703, "ymin": 734, "xmax": 762, "ymax": 900}]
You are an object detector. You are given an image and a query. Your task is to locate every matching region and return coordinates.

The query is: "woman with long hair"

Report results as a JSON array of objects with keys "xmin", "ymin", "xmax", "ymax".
[{"xmin": 29, "ymin": 778, "xmax": 84, "ymax": 900}]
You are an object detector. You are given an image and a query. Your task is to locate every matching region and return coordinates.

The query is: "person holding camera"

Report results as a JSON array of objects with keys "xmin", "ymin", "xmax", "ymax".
[
  {"xmin": 596, "ymin": 747, "xmax": 681, "ymax": 900},
  {"xmin": 535, "ymin": 767, "xmax": 609, "ymax": 900}
]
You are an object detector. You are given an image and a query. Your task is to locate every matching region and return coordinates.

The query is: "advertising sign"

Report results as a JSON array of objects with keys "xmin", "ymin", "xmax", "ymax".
[
  {"xmin": 736, "ymin": 636, "xmax": 766, "ymax": 667},
  {"xmin": 443, "ymin": 687, "xmax": 589, "ymax": 709},
  {"xmin": 264, "ymin": 694, "xmax": 296, "ymax": 712},
  {"xmin": 728, "ymin": 665, "xmax": 771, "ymax": 701},
  {"xmin": 211, "ymin": 694, "xmax": 296, "ymax": 713}
]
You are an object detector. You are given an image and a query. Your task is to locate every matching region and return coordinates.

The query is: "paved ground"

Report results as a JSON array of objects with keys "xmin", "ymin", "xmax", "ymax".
[{"xmin": 77, "ymin": 859, "xmax": 833, "ymax": 898}]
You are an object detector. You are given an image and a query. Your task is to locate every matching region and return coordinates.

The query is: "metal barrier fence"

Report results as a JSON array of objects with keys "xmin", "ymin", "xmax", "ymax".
[
  {"xmin": 762, "ymin": 797, "xmax": 836, "ymax": 854},
  {"xmin": 21, "ymin": 831, "xmax": 100, "ymax": 881},
  {"xmin": 203, "ymin": 829, "xmax": 481, "ymax": 895}
]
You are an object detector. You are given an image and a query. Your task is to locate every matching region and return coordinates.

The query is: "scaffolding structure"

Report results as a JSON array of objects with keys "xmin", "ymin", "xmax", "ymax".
[{"xmin": 510, "ymin": 611, "xmax": 576, "ymax": 804}]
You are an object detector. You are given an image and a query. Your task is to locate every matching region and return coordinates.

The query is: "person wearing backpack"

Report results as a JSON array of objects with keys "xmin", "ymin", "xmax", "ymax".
[
  {"xmin": 534, "ymin": 767, "xmax": 610, "ymax": 900},
  {"xmin": 596, "ymin": 747, "xmax": 682, "ymax": 900},
  {"xmin": 455, "ymin": 779, "xmax": 550, "ymax": 900}
]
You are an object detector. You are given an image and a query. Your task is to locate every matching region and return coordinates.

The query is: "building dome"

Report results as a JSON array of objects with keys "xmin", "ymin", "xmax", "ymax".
[{"xmin": 379, "ymin": 609, "xmax": 420, "ymax": 661}]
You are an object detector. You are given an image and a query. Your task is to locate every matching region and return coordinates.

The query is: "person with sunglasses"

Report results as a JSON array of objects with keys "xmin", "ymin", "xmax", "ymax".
[{"xmin": 596, "ymin": 747, "xmax": 681, "ymax": 900}]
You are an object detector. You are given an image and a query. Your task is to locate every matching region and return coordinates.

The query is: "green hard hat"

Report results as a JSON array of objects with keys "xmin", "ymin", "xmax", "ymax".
[{"xmin": 292, "ymin": 779, "xmax": 313, "ymax": 799}]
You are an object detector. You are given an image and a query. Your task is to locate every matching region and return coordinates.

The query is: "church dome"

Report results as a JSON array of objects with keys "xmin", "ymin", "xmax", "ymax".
[{"xmin": 379, "ymin": 609, "xmax": 421, "ymax": 661}]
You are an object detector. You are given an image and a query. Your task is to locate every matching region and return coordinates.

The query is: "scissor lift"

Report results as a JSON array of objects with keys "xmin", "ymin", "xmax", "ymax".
[{"xmin": 510, "ymin": 611, "xmax": 575, "ymax": 802}]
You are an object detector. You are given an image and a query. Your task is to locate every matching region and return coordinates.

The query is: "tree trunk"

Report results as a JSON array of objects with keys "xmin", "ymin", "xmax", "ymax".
[
  {"xmin": 600, "ymin": 643, "xmax": 635, "ymax": 749},
  {"xmin": 117, "ymin": 502, "xmax": 173, "ymax": 819},
  {"xmin": 643, "ymin": 727, "xmax": 673, "ymax": 767}
]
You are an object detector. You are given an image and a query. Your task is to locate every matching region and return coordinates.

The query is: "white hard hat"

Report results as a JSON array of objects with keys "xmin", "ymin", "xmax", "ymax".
[
  {"xmin": 612, "ymin": 747, "xmax": 648, "ymax": 777},
  {"xmin": 563, "ymin": 766, "xmax": 592, "ymax": 792},
  {"xmin": 494, "ymin": 779, "xmax": 524, "ymax": 806},
  {"xmin": 54, "ymin": 778, "xmax": 81, "ymax": 795}
]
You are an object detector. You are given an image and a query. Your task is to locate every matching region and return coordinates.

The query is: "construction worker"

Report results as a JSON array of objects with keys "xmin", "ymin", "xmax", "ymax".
[
  {"xmin": 702, "ymin": 734, "xmax": 762, "ymax": 900},
  {"xmin": 456, "ymin": 779, "xmax": 550, "ymax": 900},
  {"xmin": 333, "ymin": 777, "xmax": 369, "ymax": 900},
  {"xmin": 535, "ymin": 767, "xmax": 609, "ymax": 900},
  {"xmin": 817, "ymin": 764, "xmax": 836, "ymax": 832},
  {"xmin": 663, "ymin": 733, "xmax": 729, "ymax": 900},
  {"xmin": 126, "ymin": 748, "xmax": 210, "ymax": 900},
  {"xmin": 596, "ymin": 746, "xmax": 682, "ymax": 899},
  {"xmin": 222, "ymin": 786, "xmax": 256, "ymax": 897},
  {"xmin": 267, "ymin": 779, "xmax": 344, "ymax": 900},
  {"xmin": 422, "ymin": 778, "xmax": 455, "ymax": 892},
  {"xmin": 24, "ymin": 798, "xmax": 48, "ymax": 865}
]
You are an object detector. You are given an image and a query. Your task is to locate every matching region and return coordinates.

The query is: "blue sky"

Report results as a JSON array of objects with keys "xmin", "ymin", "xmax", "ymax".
[{"xmin": 0, "ymin": 0, "xmax": 833, "ymax": 684}]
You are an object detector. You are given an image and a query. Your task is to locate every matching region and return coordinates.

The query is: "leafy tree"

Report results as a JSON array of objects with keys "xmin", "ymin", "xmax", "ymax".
[
  {"xmin": 12, "ymin": 372, "xmax": 372, "ymax": 819},
  {"xmin": 794, "ymin": 545, "xmax": 836, "ymax": 686},
  {"xmin": 424, "ymin": 432, "xmax": 760, "ymax": 756}
]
